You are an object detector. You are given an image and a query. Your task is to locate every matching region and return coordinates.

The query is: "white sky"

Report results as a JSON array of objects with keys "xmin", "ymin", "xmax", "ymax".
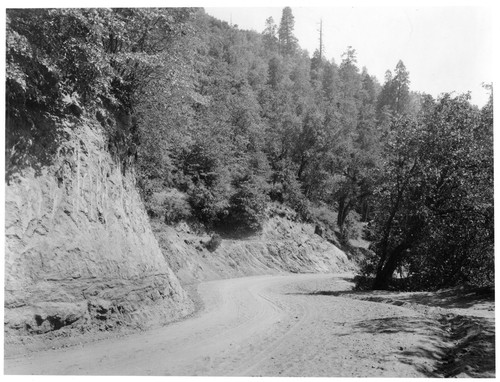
[{"xmin": 205, "ymin": 5, "xmax": 494, "ymax": 107}]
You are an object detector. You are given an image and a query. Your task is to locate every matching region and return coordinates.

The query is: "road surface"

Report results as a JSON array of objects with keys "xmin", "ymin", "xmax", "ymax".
[{"xmin": 5, "ymin": 273, "xmax": 443, "ymax": 376}]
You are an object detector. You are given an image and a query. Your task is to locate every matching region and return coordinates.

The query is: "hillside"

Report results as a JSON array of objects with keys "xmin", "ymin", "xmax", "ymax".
[{"xmin": 152, "ymin": 204, "xmax": 353, "ymax": 285}]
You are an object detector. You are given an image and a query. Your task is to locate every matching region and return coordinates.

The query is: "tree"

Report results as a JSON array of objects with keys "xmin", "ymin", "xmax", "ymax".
[
  {"xmin": 338, "ymin": 46, "xmax": 362, "ymax": 131},
  {"xmin": 278, "ymin": 7, "xmax": 298, "ymax": 56},
  {"xmin": 224, "ymin": 173, "xmax": 269, "ymax": 232},
  {"xmin": 327, "ymin": 47, "xmax": 370, "ymax": 236},
  {"xmin": 369, "ymin": 94, "xmax": 493, "ymax": 290},
  {"xmin": 321, "ymin": 60, "xmax": 339, "ymax": 103},
  {"xmin": 6, "ymin": 9, "xmax": 114, "ymax": 179},
  {"xmin": 392, "ymin": 60, "xmax": 411, "ymax": 114},
  {"xmin": 376, "ymin": 60, "xmax": 411, "ymax": 120},
  {"xmin": 262, "ymin": 16, "xmax": 279, "ymax": 53},
  {"xmin": 310, "ymin": 49, "xmax": 325, "ymax": 82}
]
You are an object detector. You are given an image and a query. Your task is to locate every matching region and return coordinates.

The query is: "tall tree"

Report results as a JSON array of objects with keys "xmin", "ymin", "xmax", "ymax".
[
  {"xmin": 392, "ymin": 60, "xmax": 411, "ymax": 114},
  {"xmin": 262, "ymin": 16, "xmax": 279, "ymax": 53},
  {"xmin": 376, "ymin": 60, "xmax": 411, "ymax": 119},
  {"xmin": 370, "ymin": 94, "xmax": 493, "ymax": 290},
  {"xmin": 278, "ymin": 7, "xmax": 298, "ymax": 56}
]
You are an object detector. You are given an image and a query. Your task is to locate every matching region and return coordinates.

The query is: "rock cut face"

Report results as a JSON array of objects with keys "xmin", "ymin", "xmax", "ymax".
[{"xmin": 4, "ymin": 120, "xmax": 193, "ymax": 338}]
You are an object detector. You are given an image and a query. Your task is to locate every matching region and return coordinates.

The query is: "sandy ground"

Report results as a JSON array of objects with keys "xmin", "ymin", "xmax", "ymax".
[{"xmin": 4, "ymin": 273, "xmax": 495, "ymax": 377}]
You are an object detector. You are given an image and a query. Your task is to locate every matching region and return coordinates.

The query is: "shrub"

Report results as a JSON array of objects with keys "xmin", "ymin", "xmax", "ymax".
[
  {"xmin": 224, "ymin": 174, "xmax": 268, "ymax": 232},
  {"xmin": 339, "ymin": 211, "xmax": 363, "ymax": 244},
  {"xmin": 357, "ymin": 247, "xmax": 379, "ymax": 278},
  {"xmin": 269, "ymin": 161, "xmax": 310, "ymax": 220},
  {"xmin": 309, "ymin": 204, "xmax": 337, "ymax": 231},
  {"xmin": 282, "ymin": 171, "xmax": 310, "ymax": 220},
  {"xmin": 188, "ymin": 183, "xmax": 230, "ymax": 227},
  {"xmin": 145, "ymin": 189, "xmax": 192, "ymax": 224},
  {"xmin": 146, "ymin": 191, "xmax": 169, "ymax": 218},
  {"xmin": 204, "ymin": 233, "xmax": 222, "ymax": 252},
  {"xmin": 353, "ymin": 275, "xmax": 374, "ymax": 291},
  {"xmin": 163, "ymin": 190, "xmax": 192, "ymax": 224}
]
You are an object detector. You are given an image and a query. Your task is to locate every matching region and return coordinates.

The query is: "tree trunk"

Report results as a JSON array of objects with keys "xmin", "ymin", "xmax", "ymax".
[
  {"xmin": 372, "ymin": 241, "xmax": 410, "ymax": 290},
  {"xmin": 297, "ymin": 155, "xmax": 307, "ymax": 181},
  {"xmin": 361, "ymin": 199, "xmax": 369, "ymax": 221},
  {"xmin": 337, "ymin": 197, "xmax": 351, "ymax": 231}
]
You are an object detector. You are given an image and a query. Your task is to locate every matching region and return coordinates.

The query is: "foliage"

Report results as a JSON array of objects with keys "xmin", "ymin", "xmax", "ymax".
[
  {"xmin": 164, "ymin": 190, "xmax": 192, "ymax": 224},
  {"xmin": 309, "ymin": 204, "xmax": 337, "ymax": 232},
  {"xmin": 377, "ymin": 60, "xmax": 411, "ymax": 118},
  {"xmin": 224, "ymin": 174, "xmax": 269, "ymax": 232},
  {"xmin": 6, "ymin": 8, "xmax": 197, "ymax": 181},
  {"xmin": 270, "ymin": 160, "xmax": 311, "ymax": 220},
  {"xmin": 145, "ymin": 189, "xmax": 192, "ymax": 224},
  {"xmin": 367, "ymin": 94, "xmax": 493, "ymax": 290},
  {"xmin": 6, "ymin": 9, "xmax": 112, "ymax": 178},
  {"xmin": 341, "ymin": 211, "xmax": 363, "ymax": 243},
  {"xmin": 204, "ymin": 233, "xmax": 222, "ymax": 252},
  {"xmin": 7, "ymin": 8, "xmax": 493, "ymax": 291},
  {"xmin": 278, "ymin": 7, "xmax": 298, "ymax": 56}
]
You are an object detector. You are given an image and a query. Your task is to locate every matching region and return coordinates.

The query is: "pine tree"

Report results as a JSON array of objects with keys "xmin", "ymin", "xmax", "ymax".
[
  {"xmin": 262, "ymin": 16, "xmax": 278, "ymax": 53},
  {"xmin": 392, "ymin": 60, "xmax": 411, "ymax": 114},
  {"xmin": 376, "ymin": 60, "xmax": 411, "ymax": 118},
  {"xmin": 278, "ymin": 7, "xmax": 298, "ymax": 56}
]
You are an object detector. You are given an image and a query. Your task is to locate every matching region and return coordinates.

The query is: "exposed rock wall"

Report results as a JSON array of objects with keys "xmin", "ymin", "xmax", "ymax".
[
  {"xmin": 5, "ymin": 120, "xmax": 193, "ymax": 339},
  {"xmin": 153, "ymin": 208, "xmax": 354, "ymax": 285}
]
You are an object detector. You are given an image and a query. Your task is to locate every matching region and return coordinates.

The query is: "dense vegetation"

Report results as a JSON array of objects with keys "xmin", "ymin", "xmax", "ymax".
[{"xmin": 6, "ymin": 8, "xmax": 493, "ymax": 290}]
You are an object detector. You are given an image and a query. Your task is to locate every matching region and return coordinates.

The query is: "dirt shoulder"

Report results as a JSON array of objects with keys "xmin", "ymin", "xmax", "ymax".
[{"xmin": 306, "ymin": 281, "xmax": 495, "ymax": 378}]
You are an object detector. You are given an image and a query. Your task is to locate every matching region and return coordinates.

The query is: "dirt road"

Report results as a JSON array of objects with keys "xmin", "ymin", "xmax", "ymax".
[{"xmin": 3, "ymin": 273, "xmax": 471, "ymax": 376}]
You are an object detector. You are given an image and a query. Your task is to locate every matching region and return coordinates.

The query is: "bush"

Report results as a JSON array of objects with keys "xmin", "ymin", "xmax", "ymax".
[
  {"xmin": 353, "ymin": 275, "xmax": 374, "ymax": 291},
  {"xmin": 309, "ymin": 204, "xmax": 337, "ymax": 231},
  {"xmin": 339, "ymin": 211, "xmax": 363, "ymax": 244},
  {"xmin": 204, "ymin": 233, "xmax": 222, "ymax": 252},
  {"xmin": 163, "ymin": 190, "xmax": 192, "ymax": 224},
  {"xmin": 146, "ymin": 191, "xmax": 169, "ymax": 218},
  {"xmin": 281, "ymin": 172, "xmax": 310, "ymax": 220},
  {"xmin": 269, "ymin": 161, "xmax": 310, "ymax": 220},
  {"xmin": 188, "ymin": 183, "xmax": 230, "ymax": 226},
  {"xmin": 224, "ymin": 174, "xmax": 268, "ymax": 232},
  {"xmin": 357, "ymin": 247, "xmax": 379, "ymax": 278},
  {"xmin": 145, "ymin": 189, "xmax": 192, "ymax": 224}
]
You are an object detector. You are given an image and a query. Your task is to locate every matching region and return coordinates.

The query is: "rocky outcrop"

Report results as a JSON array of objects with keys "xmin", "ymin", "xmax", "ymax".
[
  {"xmin": 153, "ymin": 206, "xmax": 354, "ymax": 285},
  {"xmin": 5, "ymin": 119, "xmax": 193, "ymax": 339}
]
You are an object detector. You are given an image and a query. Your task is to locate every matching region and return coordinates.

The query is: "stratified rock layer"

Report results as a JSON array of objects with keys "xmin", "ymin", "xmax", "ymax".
[{"xmin": 5, "ymin": 120, "xmax": 193, "ymax": 337}]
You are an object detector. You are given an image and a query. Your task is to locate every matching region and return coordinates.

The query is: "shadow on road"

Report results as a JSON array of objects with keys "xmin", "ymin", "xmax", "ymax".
[
  {"xmin": 349, "ymin": 313, "xmax": 495, "ymax": 377},
  {"xmin": 434, "ymin": 315, "xmax": 495, "ymax": 378},
  {"xmin": 351, "ymin": 315, "xmax": 447, "ymax": 377},
  {"xmin": 393, "ymin": 287, "xmax": 495, "ymax": 311},
  {"xmin": 295, "ymin": 285, "xmax": 494, "ymax": 318},
  {"xmin": 288, "ymin": 285, "xmax": 495, "ymax": 378}
]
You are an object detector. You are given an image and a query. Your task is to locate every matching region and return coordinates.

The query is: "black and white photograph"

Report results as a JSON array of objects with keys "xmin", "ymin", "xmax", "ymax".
[{"xmin": 3, "ymin": 0, "xmax": 496, "ymax": 377}]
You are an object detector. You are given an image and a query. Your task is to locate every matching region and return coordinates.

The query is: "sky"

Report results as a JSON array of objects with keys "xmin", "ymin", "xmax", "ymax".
[{"xmin": 205, "ymin": 5, "xmax": 494, "ymax": 107}]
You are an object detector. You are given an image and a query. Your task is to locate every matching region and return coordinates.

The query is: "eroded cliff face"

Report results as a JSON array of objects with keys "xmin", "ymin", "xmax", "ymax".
[
  {"xmin": 5, "ymin": 119, "xmax": 193, "ymax": 340},
  {"xmin": 153, "ymin": 206, "xmax": 354, "ymax": 285}
]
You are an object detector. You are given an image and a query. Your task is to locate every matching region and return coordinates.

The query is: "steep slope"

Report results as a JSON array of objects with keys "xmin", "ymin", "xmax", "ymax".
[
  {"xmin": 153, "ymin": 206, "xmax": 354, "ymax": 285},
  {"xmin": 4, "ymin": 119, "xmax": 193, "ymax": 343}
]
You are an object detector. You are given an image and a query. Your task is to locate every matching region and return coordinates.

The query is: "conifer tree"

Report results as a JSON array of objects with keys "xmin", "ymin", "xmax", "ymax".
[
  {"xmin": 278, "ymin": 7, "xmax": 298, "ymax": 56},
  {"xmin": 262, "ymin": 16, "xmax": 279, "ymax": 53}
]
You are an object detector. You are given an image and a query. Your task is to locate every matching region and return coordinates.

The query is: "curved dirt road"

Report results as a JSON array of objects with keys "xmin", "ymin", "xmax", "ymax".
[{"xmin": 5, "ymin": 274, "xmax": 443, "ymax": 376}]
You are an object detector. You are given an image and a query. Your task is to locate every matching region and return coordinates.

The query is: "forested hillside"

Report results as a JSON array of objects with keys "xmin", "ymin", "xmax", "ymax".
[{"xmin": 6, "ymin": 7, "xmax": 493, "ymax": 291}]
